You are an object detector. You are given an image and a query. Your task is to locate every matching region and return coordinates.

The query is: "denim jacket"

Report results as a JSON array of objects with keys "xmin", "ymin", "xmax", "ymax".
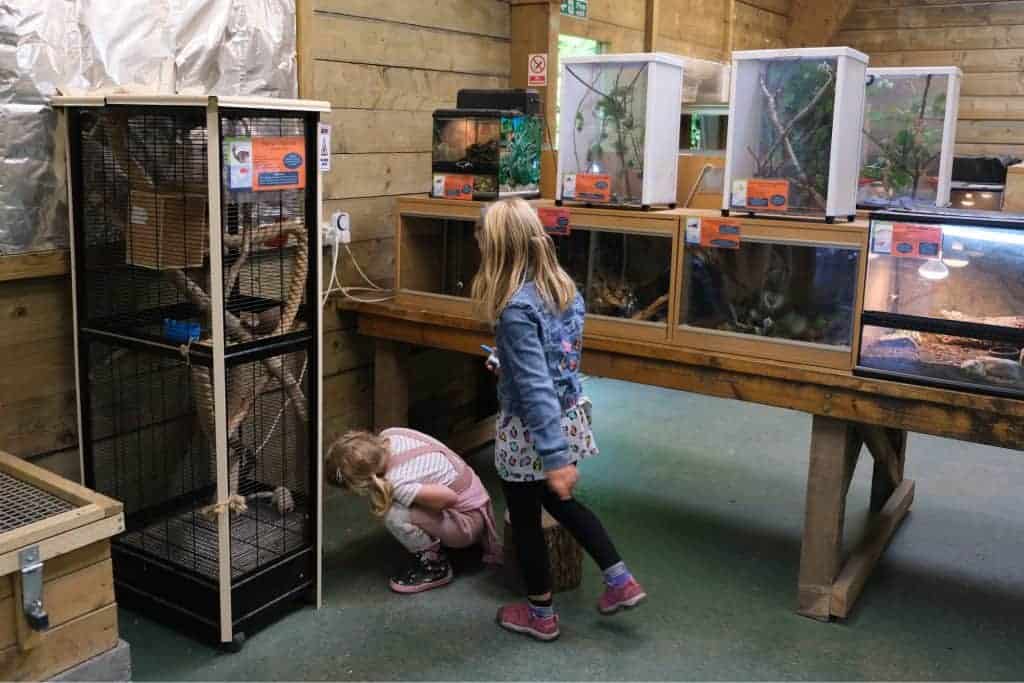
[{"xmin": 496, "ymin": 282, "xmax": 585, "ymax": 471}]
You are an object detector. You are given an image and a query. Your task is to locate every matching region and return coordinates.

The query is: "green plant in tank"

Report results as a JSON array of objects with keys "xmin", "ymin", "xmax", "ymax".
[
  {"xmin": 499, "ymin": 116, "xmax": 542, "ymax": 190},
  {"xmin": 861, "ymin": 75, "xmax": 945, "ymax": 201},
  {"xmin": 567, "ymin": 64, "xmax": 647, "ymax": 200},
  {"xmin": 748, "ymin": 60, "xmax": 835, "ymax": 211}
]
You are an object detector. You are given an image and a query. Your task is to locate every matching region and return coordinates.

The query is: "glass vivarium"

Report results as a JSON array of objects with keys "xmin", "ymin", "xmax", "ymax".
[
  {"xmin": 561, "ymin": 61, "xmax": 650, "ymax": 204},
  {"xmin": 741, "ymin": 58, "xmax": 837, "ymax": 215},
  {"xmin": 860, "ymin": 73, "xmax": 951, "ymax": 208},
  {"xmin": 553, "ymin": 229, "xmax": 672, "ymax": 323},
  {"xmin": 682, "ymin": 240, "xmax": 858, "ymax": 346},
  {"xmin": 860, "ymin": 214, "xmax": 1024, "ymax": 394},
  {"xmin": 431, "ymin": 111, "xmax": 541, "ymax": 199}
]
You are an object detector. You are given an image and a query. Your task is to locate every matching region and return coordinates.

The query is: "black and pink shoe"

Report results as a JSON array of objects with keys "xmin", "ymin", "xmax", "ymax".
[{"xmin": 388, "ymin": 550, "xmax": 453, "ymax": 594}]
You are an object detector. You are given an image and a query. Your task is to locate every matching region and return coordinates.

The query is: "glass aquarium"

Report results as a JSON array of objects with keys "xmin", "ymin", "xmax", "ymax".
[
  {"xmin": 399, "ymin": 215, "xmax": 480, "ymax": 299},
  {"xmin": 551, "ymin": 228, "xmax": 673, "ymax": 327},
  {"xmin": 724, "ymin": 47, "xmax": 868, "ymax": 221},
  {"xmin": 681, "ymin": 105, "xmax": 729, "ymax": 153},
  {"xmin": 858, "ymin": 210, "xmax": 1024, "ymax": 396},
  {"xmin": 681, "ymin": 237, "xmax": 858, "ymax": 345},
  {"xmin": 557, "ymin": 53, "xmax": 684, "ymax": 207},
  {"xmin": 859, "ymin": 67, "xmax": 961, "ymax": 209},
  {"xmin": 431, "ymin": 110, "xmax": 541, "ymax": 200}
]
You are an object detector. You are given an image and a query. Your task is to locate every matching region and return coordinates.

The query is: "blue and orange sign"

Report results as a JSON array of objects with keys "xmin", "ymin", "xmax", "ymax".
[{"xmin": 253, "ymin": 137, "xmax": 306, "ymax": 192}]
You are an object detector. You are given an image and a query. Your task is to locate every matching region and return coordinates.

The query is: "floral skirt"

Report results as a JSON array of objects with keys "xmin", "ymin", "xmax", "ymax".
[{"xmin": 494, "ymin": 402, "xmax": 598, "ymax": 482}]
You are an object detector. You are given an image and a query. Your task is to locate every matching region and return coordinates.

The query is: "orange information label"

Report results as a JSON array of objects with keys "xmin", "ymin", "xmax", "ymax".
[
  {"xmin": 253, "ymin": 137, "xmax": 306, "ymax": 192},
  {"xmin": 746, "ymin": 178, "xmax": 790, "ymax": 212},
  {"xmin": 575, "ymin": 173, "xmax": 612, "ymax": 202},
  {"xmin": 701, "ymin": 218, "xmax": 741, "ymax": 249},
  {"xmin": 892, "ymin": 223, "xmax": 942, "ymax": 259},
  {"xmin": 538, "ymin": 207, "xmax": 571, "ymax": 236},
  {"xmin": 443, "ymin": 175, "xmax": 475, "ymax": 201}
]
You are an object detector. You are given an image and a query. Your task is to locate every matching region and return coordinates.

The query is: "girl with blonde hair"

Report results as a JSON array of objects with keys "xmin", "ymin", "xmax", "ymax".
[
  {"xmin": 474, "ymin": 198, "xmax": 645, "ymax": 641},
  {"xmin": 326, "ymin": 428, "xmax": 501, "ymax": 593}
]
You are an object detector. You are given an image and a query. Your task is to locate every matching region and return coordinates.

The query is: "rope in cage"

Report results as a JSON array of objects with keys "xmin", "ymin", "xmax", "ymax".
[{"xmin": 171, "ymin": 220, "xmax": 310, "ymax": 518}]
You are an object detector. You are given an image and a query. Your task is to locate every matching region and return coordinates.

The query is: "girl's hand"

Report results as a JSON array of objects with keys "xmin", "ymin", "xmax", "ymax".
[
  {"xmin": 546, "ymin": 465, "xmax": 578, "ymax": 501},
  {"xmin": 485, "ymin": 356, "xmax": 501, "ymax": 376}
]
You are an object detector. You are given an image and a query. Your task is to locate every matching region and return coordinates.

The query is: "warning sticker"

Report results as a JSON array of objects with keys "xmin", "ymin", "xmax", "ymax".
[{"xmin": 528, "ymin": 53, "xmax": 548, "ymax": 87}]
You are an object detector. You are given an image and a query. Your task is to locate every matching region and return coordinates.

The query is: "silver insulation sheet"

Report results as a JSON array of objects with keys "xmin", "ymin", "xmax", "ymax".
[{"xmin": 0, "ymin": 0, "xmax": 296, "ymax": 255}]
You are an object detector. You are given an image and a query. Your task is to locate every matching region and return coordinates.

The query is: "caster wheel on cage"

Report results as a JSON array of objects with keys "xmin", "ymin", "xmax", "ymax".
[
  {"xmin": 826, "ymin": 215, "xmax": 835, "ymax": 224},
  {"xmin": 555, "ymin": 199, "xmax": 563, "ymax": 207},
  {"xmin": 222, "ymin": 632, "xmax": 246, "ymax": 653},
  {"xmin": 668, "ymin": 203, "xmax": 677, "ymax": 209},
  {"xmin": 721, "ymin": 209, "xmax": 730, "ymax": 217}
]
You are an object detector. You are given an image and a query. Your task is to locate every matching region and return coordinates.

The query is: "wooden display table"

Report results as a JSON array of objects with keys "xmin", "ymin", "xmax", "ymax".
[{"xmin": 343, "ymin": 298, "xmax": 1024, "ymax": 621}]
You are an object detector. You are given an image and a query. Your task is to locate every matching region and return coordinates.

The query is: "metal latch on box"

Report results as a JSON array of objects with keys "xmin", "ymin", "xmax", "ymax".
[{"xmin": 19, "ymin": 546, "xmax": 50, "ymax": 631}]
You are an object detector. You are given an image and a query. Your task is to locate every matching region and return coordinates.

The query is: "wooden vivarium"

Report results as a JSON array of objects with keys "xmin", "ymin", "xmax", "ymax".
[{"xmin": 0, "ymin": 450, "xmax": 124, "ymax": 682}]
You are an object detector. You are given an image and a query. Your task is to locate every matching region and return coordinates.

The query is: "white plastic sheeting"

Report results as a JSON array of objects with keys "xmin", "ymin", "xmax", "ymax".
[{"xmin": 0, "ymin": 0, "xmax": 296, "ymax": 255}]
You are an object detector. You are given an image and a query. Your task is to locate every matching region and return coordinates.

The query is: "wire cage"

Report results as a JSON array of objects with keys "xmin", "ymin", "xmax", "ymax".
[{"xmin": 58, "ymin": 94, "xmax": 329, "ymax": 649}]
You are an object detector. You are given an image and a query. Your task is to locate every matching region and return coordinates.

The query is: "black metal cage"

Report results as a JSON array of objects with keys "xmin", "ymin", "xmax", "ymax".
[{"xmin": 63, "ymin": 96, "xmax": 323, "ymax": 649}]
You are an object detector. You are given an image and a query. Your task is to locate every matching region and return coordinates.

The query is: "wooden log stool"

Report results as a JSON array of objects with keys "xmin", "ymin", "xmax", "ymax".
[{"xmin": 503, "ymin": 508, "xmax": 583, "ymax": 593}]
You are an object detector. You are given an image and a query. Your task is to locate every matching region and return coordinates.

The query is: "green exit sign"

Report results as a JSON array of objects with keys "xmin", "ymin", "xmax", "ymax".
[{"xmin": 561, "ymin": 0, "xmax": 587, "ymax": 18}]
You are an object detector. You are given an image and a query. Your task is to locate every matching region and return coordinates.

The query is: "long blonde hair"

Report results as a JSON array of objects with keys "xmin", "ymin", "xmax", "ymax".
[
  {"xmin": 325, "ymin": 431, "xmax": 393, "ymax": 517},
  {"xmin": 471, "ymin": 198, "xmax": 577, "ymax": 324}
]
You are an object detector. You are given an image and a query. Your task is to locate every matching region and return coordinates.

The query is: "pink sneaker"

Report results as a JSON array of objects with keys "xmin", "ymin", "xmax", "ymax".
[
  {"xmin": 496, "ymin": 603, "xmax": 560, "ymax": 641},
  {"xmin": 598, "ymin": 578, "xmax": 647, "ymax": 615}
]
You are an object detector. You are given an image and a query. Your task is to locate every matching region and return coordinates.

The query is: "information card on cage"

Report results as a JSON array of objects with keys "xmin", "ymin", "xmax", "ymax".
[
  {"xmin": 891, "ymin": 223, "xmax": 942, "ymax": 259},
  {"xmin": 253, "ymin": 137, "xmax": 307, "ymax": 192}
]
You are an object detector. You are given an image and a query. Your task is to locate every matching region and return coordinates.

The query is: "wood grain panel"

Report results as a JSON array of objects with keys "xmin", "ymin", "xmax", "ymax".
[
  {"xmin": 324, "ymin": 153, "xmax": 430, "ymax": 199},
  {"xmin": 323, "ymin": 196, "xmax": 401, "ymax": 242},
  {"xmin": 844, "ymin": 1, "xmax": 1024, "ymax": 29},
  {"xmin": 324, "ymin": 110, "xmax": 431, "ymax": 154},
  {"xmin": 313, "ymin": 13, "xmax": 510, "ymax": 76},
  {"xmin": 867, "ymin": 49, "xmax": 1024, "ymax": 73},
  {"xmin": 313, "ymin": 0, "xmax": 510, "ymax": 38},
  {"xmin": 314, "ymin": 61, "xmax": 507, "ymax": 111},
  {"xmin": 841, "ymin": 25, "xmax": 1024, "ymax": 52}
]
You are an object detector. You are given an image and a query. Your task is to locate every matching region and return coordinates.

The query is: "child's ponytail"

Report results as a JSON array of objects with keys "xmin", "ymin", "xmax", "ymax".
[{"xmin": 367, "ymin": 473, "xmax": 394, "ymax": 518}]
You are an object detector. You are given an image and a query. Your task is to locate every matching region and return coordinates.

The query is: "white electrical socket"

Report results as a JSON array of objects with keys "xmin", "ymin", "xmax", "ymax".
[{"xmin": 322, "ymin": 211, "xmax": 352, "ymax": 245}]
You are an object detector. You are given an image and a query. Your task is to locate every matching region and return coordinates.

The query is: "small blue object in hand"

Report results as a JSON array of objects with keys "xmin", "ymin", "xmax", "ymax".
[{"xmin": 164, "ymin": 318, "xmax": 201, "ymax": 344}]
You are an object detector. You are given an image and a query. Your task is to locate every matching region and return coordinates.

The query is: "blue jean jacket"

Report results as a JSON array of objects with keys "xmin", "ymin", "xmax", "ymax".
[{"xmin": 496, "ymin": 282, "xmax": 584, "ymax": 471}]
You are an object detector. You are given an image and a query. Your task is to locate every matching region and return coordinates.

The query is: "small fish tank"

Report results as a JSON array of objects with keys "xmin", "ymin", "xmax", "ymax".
[
  {"xmin": 723, "ymin": 47, "xmax": 868, "ymax": 221},
  {"xmin": 858, "ymin": 210, "xmax": 1024, "ymax": 397},
  {"xmin": 549, "ymin": 208, "xmax": 678, "ymax": 340},
  {"xmin": 431, "ymin": 90, "xmax": 542, "ymax": 201},
  {"xmin": 676, "ymin": 213, "xmax": 865, "ymax": 369},
  {"xmin": 859, "ymin": 67, "xmax": 962, "ymax": 210},
  {"xmin": 556, "ymin": 53, "xmax": 685, "ymax": 208}
]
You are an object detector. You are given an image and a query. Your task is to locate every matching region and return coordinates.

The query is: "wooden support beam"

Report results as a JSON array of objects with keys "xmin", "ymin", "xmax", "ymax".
[
  {"xmin": 797, "ymin": 415, "xmax": 861, "ymax": 620},
  {"xmin": 295, "ymin": 0, "xmax": 314, "ymax": 98},
  {"xmin": 830, "ymin": 479, "xmax": 915, "ymax": 618},
  {"xmin": 447, "ymin": 415, "xmax": 497, "ymax": 456},
  {"xmin": 645, "ymin": 0, "xmax": 661, "ymax": 52},
  {"xmin": 511, "ymin": 0, "xmax": 559, "ymax": 198},
  {"xmin": 0, "ymin": 251, "xmax": 69, "ymax": 283},
  {"xmin": 374, "ymin": 340, "xmax": 410, "ymax": 430},
  {"xmin": 859, "ymin": 425, "xmax": 907, "ymax": 514}
]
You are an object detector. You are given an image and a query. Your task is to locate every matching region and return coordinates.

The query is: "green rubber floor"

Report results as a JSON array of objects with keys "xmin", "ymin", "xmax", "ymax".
[{"xmin": 124, "ymin": 378, "xmax": 1024, "ymax": 680}]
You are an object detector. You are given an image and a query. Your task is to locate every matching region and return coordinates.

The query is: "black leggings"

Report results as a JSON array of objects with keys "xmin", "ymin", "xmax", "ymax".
[{"xmin": 503, "ymin": 478, "xmax": 622, "ymax": 596}]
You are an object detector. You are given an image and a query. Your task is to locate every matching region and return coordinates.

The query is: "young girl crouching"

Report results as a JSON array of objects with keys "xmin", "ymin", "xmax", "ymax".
[{"xmin": 326, "ymin": 428, "xmax": 501, "ymax": 593}]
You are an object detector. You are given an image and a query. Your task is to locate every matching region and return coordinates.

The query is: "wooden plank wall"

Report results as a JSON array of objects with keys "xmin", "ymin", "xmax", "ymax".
[
  {"xmin": 0, "ymin": 269, "xmax": 79, "ymax": 479},
  {"xmin": 733, "ymin": 1, "xmax": 792, "ymax": 50},
  {"xmin": 838, "ymin": 0, "xmax": 1024, "ymax": 158},
  {"xmin": 307, "ymin": 0, "xmax": 512, "ymax": 440}
]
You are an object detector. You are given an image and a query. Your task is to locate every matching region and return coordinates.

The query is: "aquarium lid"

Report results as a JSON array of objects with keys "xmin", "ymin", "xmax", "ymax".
[
  {"xmin": 560, "ymin": 52, "xmax": 685, "ymax": 68},
  {"xmin": 433, "ymin": 108, "xmax": 529, "ymax": 118},
  {"xmin": 867, "ymin": 66, "xmax": 963, "ymax": 79},
  {"xmin": 870, "ymin": 207, "xmax": 1024, "ymax": 228},
  {"xmin": 732, "ymin": 46, "xmax": 868, "ymax": 64},
  {"xmin": 456, "ymin": 89, "xmax": 540, "ymax": 114}
]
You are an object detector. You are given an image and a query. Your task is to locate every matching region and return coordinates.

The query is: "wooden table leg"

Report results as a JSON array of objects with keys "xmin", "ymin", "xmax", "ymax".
[
  {"xmin": 797, "ymin": 418, "xmax": 916, "ymax": 621},
  {"xmin": 797, "ymin": 415, "xmax": 862, "ymax": 620},
  {"xmin": 374, "ymin": 339, "xmax": 410, "ymax": 430}
]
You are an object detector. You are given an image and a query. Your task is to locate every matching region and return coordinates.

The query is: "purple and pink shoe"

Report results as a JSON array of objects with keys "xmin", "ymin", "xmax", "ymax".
[
  {"xmin": 496, "ymin": 603, "xmax": 560, "ymax": 641},
  {"xmin": 598, "ymin": 578, "xmax": 647, "ymax": 614}
]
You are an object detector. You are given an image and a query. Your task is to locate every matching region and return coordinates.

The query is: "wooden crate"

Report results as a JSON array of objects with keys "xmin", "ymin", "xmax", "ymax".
[
  {"xmin": 126, "ymin": 189, "xmax": 208, "ymax": 270},
  {"xmin": 0, "ymin": 451, "xmax": 124, "ymax": 682}
]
